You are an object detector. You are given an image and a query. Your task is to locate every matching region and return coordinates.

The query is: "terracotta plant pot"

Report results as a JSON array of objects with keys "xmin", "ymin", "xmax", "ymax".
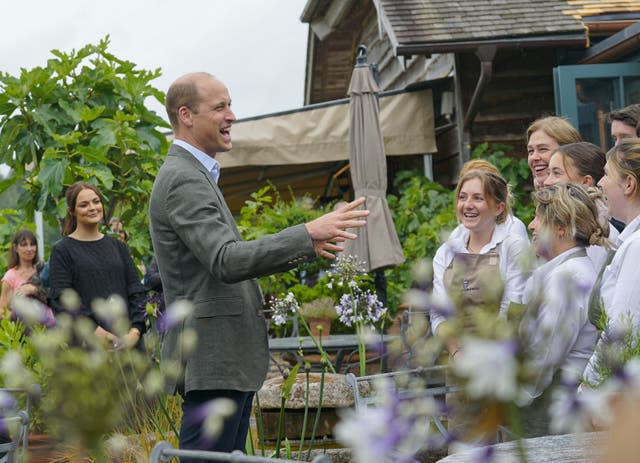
[{"xmin": 306, "ymin": 317, "xmax": 332, "ymax": 338}]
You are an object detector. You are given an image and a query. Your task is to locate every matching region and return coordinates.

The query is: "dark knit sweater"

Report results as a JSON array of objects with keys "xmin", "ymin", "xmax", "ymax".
[{"xmin": 48, "ymin": 235, "xmax": 146, "ymax": 334}]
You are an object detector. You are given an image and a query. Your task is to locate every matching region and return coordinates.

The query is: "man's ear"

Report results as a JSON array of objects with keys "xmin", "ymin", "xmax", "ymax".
[{"xmin": 178, "ymin": 106, "xmax": 193, "ymax": 127}]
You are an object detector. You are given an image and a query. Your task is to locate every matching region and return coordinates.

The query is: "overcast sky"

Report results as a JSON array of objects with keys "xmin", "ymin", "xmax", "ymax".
[{"xmin": 1, "ymin": 0, "xmax": 309, "ymax": 121}]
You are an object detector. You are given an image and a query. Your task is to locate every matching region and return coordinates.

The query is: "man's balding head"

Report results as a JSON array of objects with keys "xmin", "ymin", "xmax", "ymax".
[{"xmin": 165, "ymin": 72, "xmax": 216, "ymax": 131}]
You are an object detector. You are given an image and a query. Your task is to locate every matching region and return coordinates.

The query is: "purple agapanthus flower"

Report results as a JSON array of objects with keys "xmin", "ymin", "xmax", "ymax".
[
  {"xmin": 335, "ymin": 288, "xmax": 387, "ymax": 327},
  {"xmin": 335, "ymin": 377, "xmax": 442, "ymax": 463}
]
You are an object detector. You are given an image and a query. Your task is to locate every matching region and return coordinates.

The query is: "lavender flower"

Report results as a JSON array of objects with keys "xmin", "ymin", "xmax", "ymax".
[{"xmin": 270, "ymin": 292, "xmax": 299, "ymax": 326}]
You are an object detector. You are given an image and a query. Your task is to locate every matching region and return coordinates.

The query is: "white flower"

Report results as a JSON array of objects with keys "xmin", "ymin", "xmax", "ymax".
[
  {"xmin": 11, "ymin": 296, "xmax": 46, "ymax": 325},
  {"xmin": 270, "ymin": 292, "xmax": 300, "ymax": 326},
  {"xmin": 549, "ymin": 384, "xmax": 614, "ymax": 434},
  {"xmin": 202, "ymin": 398, "xmax": 237, "ymax": 438},
  {"xmin": 60, "ymin": 288, "xmax": 81, "ymax": 312},
  {"xmin": 163, "ymin": 300, "xmax": 194, "ymax": 330},
  {"xmin": 452, "ymin": 337, "xmax": 519, "ymax": 401}
]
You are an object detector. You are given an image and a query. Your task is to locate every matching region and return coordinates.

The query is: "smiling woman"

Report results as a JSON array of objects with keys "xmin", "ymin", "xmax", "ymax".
[
  {"xmin": 0, "ymin": 229, "xmax": 55, "ymax": 326},
  {"xmin": 429, "ymin": 165, "xmax": 531, "ymax": 443},
  {"xmin": 430, "ymin": 166, "xmax": 530, "ymax": 353},
  {"xmin": 526, "ymin": 116, "xmax": 582, "ymax": 190},
  {"xmin": 48, "ymin": 182, "xmax": 147, "ymax": 350}
]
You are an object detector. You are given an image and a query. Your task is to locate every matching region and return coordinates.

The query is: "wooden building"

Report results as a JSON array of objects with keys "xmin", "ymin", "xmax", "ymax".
[
  {"xmin": 300, "ymin": 0, "xmax": 640, "ymax": 185},
  {"xmin": 218, "ymin": 0, "xmax": 640, "ymax": 212}
]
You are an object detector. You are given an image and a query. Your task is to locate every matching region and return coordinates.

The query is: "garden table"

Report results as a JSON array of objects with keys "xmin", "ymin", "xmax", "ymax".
[{"xmin": 268, "ymin": 334, "xmax": 397, "ymax": 372}]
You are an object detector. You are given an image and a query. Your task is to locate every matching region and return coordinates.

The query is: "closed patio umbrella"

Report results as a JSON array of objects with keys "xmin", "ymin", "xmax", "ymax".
[{"xmin": 343, "ymin": 45, "xmax": 404, "ymax": 272}]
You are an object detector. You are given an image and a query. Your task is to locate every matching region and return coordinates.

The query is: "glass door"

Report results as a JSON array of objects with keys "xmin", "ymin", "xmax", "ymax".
[{"xmin": 554, "ymin": 63, "xmax": 640, "ymax": 150}]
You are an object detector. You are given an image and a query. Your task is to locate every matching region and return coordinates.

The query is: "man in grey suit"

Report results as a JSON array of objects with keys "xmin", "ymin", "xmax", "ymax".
[{"xmin": 149, "ymin": 72, "xmax": 368, "ymax": 460}]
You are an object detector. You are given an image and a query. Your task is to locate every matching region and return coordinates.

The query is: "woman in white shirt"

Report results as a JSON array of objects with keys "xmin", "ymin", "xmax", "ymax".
[
  {"xmin": 542, "ymin": 141, "xmax": 615, "ymax": 273},
  {"xmin": 583, "ymin": 139, "xmax": 640, "ymax": 386},
  {"xmin": 431, "ymin": 167, "xmax": 530, "ymax": 356},
  {"xmin": 520, "ymin": 183, "xmax": 606, "ymax": 436}
]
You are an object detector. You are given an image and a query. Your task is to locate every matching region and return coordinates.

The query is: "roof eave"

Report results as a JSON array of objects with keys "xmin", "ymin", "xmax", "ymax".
[
  {"xmin": 394, "ymin": 33, "xmax": 588, "ymax": 56},
  {"xmin": 579, "ymin": 21, "xmax": 640, "ymax": 64}
]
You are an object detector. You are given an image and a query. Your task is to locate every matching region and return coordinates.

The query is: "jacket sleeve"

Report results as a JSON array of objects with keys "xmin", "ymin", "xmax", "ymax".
[{"xmin": 164, "ymin": 168, "xmax": 316, "ymax": 284}]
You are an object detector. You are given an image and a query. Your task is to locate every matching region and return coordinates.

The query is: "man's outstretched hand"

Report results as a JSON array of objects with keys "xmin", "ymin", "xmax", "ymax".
[{"xmin": 305, "ymin": 197, "xmax": 369, "ymax": 258}]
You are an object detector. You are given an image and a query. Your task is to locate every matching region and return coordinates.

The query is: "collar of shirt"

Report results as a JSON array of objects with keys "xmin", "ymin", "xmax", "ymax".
[
  {"xmin": 173, "ymin": 139, "xmax": 221, "ymax": 183},
  {"xmin": 616, "ymin": 213, "xmax": 640, "ymax": 246},
  {"xmin": 447, "ymin": 220, "xmax": 510, "ymax": 254}
]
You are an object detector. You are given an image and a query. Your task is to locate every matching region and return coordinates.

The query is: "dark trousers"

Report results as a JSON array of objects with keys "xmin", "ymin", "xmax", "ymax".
[{"xmin": 179, "ymin": 389, "xmax": 255, "ymax": 463}]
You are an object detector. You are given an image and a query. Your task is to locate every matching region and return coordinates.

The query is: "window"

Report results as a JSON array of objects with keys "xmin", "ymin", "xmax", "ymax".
[{"xmin": 554, "ymin": 63, "xmax": 640, "ymax": 150}]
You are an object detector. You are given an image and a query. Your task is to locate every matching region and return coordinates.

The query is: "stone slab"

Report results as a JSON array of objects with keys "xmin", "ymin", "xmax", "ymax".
[
  {"xmin": 257, "ymin": 373, "xmax": 370, "ymax": 409},
  {"xmin": 437, "ymin": 432, "xmax": 608, "ymax": 463}
]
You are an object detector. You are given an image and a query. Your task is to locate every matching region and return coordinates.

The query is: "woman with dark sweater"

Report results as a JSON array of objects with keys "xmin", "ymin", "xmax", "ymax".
[{"xmin": 49, "ymin": 182, "xmax": 146, "ymax": 349}]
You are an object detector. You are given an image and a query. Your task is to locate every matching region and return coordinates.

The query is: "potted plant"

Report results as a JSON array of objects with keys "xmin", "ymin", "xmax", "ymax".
[{"xmin": 299, "ymin": 297, "xmax": 338, "ymax": 337}]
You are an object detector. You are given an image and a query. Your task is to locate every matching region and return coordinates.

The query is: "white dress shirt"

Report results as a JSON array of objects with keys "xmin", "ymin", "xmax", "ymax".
[
  {"xmin": 447, "ymin": 214, "xmax": 529, "ymax": 242},
  {"xmin": 520, "ymin": 247, "xmax": 597, "ymax": 402},
  {"xmin": 583, "ymin": 214, "xmax": 640, "ymax": 385},
  {"xmin": 430, "ymin": 221, "xmax": 531, "ymax": 333}
]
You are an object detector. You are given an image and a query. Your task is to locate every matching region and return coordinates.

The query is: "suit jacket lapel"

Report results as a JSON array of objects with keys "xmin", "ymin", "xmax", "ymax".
[{"xmin": 168, "ymin": 144, "xmax": 241, "ymax": 239}]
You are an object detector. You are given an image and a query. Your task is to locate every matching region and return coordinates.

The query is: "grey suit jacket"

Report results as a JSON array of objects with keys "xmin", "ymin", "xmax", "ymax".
[{"xmin": 149, "ymin": 144, "xmax": 315, "ymax": 394}]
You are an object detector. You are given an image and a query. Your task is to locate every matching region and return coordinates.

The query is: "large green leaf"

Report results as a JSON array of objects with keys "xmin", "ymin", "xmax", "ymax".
[
  {"xmin": 38, "ymin": 157, "xmax": 69, "ymax": 198},
  {"xmin": 90, "ymin": 164, "xmax": 115, "ymax": 190},
  {"xmin": 75, "ymin": 144, "xmax": 110, "ymax": 164},
  {"xmin": 90, "ymin": 119, "xmax": 118, "ymax": 147}
]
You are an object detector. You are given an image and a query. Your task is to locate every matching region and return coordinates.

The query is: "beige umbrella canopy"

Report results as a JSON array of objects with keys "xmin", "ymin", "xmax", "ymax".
[{"xmin": 343, "ymin": 45, "xmax": 405, "ymax": 272}]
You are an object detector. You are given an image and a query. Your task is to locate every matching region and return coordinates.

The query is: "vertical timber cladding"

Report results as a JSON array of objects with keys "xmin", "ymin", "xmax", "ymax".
[
  {"xmin": 308, "ymin": 0, "xmax": 372, "ymax": 104},
  {"xmin": 458, "ymin": 47, "xmax": 558, "ymax": 159}
]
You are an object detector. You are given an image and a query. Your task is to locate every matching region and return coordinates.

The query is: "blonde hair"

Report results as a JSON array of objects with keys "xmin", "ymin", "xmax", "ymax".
[
  {"xmin": 606, "ymin": 138, "xmax": 640, "ymax": 199},
  {"xmin": 459, "ymin": 159, "xmax": 500, "ymax": 178},
  {"xmin": 532, "ymin": 183, "xmax": 608, "ymax": 247},
  {"xmin": 455, "ymin": 169, "xmax": 511, "ymax": 224},
  {"xmin": 526, "ymin": 116, "xmax": 581, "ymax": 145}
]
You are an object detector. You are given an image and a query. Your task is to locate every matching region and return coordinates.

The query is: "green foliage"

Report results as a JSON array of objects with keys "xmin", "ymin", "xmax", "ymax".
[
  {"xmin": 236, "ymin": 183, "xmax": 332, "ymax": 297},
  {"xmin": 0, "ymin": 319, "xmax": 48, "ymax": 432},
  {"xmin": 590, "ymin": 312, "xmax": 640, "ymax": 387},
  {"xmin": 471, "ymin": 142, "xmax": 535, "ymax": 225},
  {"xmin": 0, "ymin": 36, "xmax": 169, "ymax": 262}
]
